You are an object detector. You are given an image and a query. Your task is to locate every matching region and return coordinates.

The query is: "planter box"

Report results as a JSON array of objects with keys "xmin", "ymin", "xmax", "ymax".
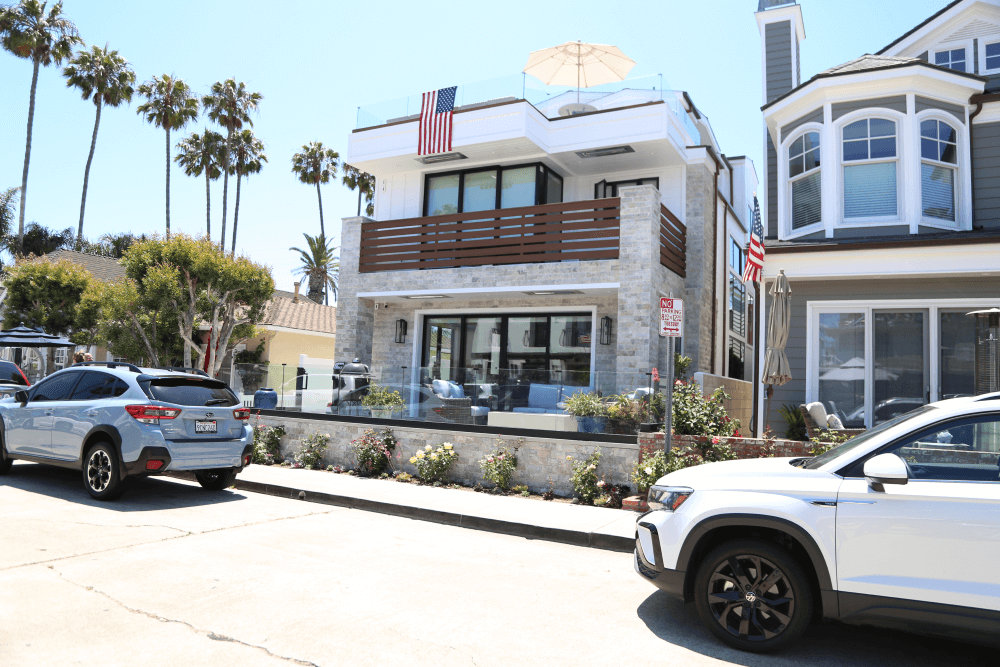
[{"xmin": 638, "ymin": 431, "xmax": 811, "ymax": 459}]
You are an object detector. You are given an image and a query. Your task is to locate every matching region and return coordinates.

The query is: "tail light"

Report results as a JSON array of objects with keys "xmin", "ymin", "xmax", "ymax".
[
  {"xmin": 233, "ymin": 408, "xmax": 251, "ymax": 420},
  {"xmin": 18, "ymin": 367, "xmax": 29, "ymax": 387},
  {"xmin": 126, "ymin": 405, "xmax": 182, "ymax": 424},
  {"xmin": 243, "ymin": 454, "xmax": 252, "ymax": 467}
]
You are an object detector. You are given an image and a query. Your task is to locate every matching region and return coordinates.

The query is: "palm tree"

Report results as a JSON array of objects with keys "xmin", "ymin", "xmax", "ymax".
[
  {"xmin": 3, "ymin": 222, "xmax": 73, "ymax": 257},
  {"xmin": 136, "ymin": 74, "xmax": 199, "ymax": 238},
  {"xmin": 228, "ymin": 129, "xmax": 266, "ymax": 255},
  {"xmin": 63, "ymin": 44, "xmax": 135, "ymax": 243},
  {"xmin": 0, "ymin": 0, "xmax": 81, "ymax": 255},
  {"xmin": 290, "ymin": 233, "xmax": 339, "ymax": 305},
  {"xmin": 174, "ymin": 129, "xmax": 225, "ymax": 241},
  {"xmin": 202, "ymin": 79, "xmax": 262, "ymax": 251},
  {"xmin": 341, "ymin": 164, "xmax": 375, "ymax": 217},
  {"xmin": 291, "ymin": 142, "xmax": 339, "ymax": 238}
]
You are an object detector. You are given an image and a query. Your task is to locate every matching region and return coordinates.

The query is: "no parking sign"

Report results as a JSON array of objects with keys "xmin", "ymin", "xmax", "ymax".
[{"xmin": 660, "ymin": 298, "xmax": 683, "ymax": 338}]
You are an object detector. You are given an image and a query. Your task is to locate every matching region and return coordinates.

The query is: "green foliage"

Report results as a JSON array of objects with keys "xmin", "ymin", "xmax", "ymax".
[
  {"xmin": 0, "ymin": 187, "xmax": 18, "ymax": 248},
  {"xmin": 562, "ymin": 391, "xmax": 607, "ymax": 417},
  {"xmin": 410, "ymin": 442, "xmax": 458, "ymax": 483},
  {"xmin": 0, "ymin": 1, "xmax": 81, "ymax": 67},
  {"xmin": 351, "ymin": 427, "xmax": 397, "ymax": 476},
  {"xmin": 2, "ymin": 259, "xmax": 94, "ymax": 348},
  {"xmin": 631, "ymin": 449, "xmax": 670, "ymax": 491},
  {"xmin": 291, "ymin": 141, "xmax": 339, "ymax": 186},
  {"xmin": 251, "ymin": 420, "xmax": 285, "ymax": 465},
  {"xmin": 136, "ymin": 74, "xmax": 199, "ymax": 133},
  {"xmin": 512, "ymin": 484, "xmax": 528, "ymax": 494},
  {"xmin": 294, "ymin": 432, "xmax": 329, "ymax": 470},
  {"xmin": 607, "ymin": 394, "xmax": 643, "ymax": 433},
  {"xmin": 361, "ymin": 382, "xmax": 403, "ymax": 407},
  {"xmin": 674, "ymin": 353, "xmax": 692, "ymax": 380},
  {"xmin": 5, "ymin": 222, "xmax": 74, "ymax": 257},
  {"xmin": 631, "ymin": 438, "xmax": 738, "ymax": 491},
  {"xmin": 234, "ymin": 340, "xmax": 266, "ymax": 364},
  {"xmin": 778, "ymin": 403, "xmax": 808, "ymax": 441},
  {"xmin": 569, "ymin": 448, "xmax": 602, "ymax": 505},
  {"xmin": 290, "ymin": 233, "xmax": 338, "ymax": 304},
  {"xmin": 341, "ymin": 164, "xmax": 375, "ymax": 217},
  {"xmin": 671, "ymin": 380, "xmax": 740, "ymax": 437},
  {"xmin": 479, "ymin": 439, "xmax": 520, "ymax": 490},
  {"xmin": 809, "ymin": 430, "xmax": 853, "ymax": 456}
]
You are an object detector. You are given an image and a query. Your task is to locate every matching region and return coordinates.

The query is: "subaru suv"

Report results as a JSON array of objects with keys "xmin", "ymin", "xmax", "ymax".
[
  {"xmin": 635, "ymin": 393, "xmax": 1000, "ymax": 652},
  {"xmin": 0, "ymin": 362, "xmax": 252, "ymax": 500}
]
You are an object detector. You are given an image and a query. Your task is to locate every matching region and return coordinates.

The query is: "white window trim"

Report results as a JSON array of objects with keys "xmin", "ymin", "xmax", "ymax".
[
  {"xmin": 835, "ymin": 110, "xmax": 906, "ymax": 227},
  {"xmin": 914, "ymin": 111, "xmax": 963, "ymax": 230},
  {"xmin": 978, "ymin": 34, "xmax": 1000, "ymax": 75},
  {"xmin": 779, "ymin": 122, "xmax": 825, "ymax": 240},
  {"xmin": 931, "ymin": 40, "xmax": 973, "ymax": 74},
  {"xmin": 806, "ymin": 298, "xmax": 1000, "ymax": 428}
]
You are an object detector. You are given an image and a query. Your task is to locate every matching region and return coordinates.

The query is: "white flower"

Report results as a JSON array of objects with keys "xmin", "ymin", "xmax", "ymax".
[
  {"xmin": 644, "ymin": 467, "xmax": 652, "ymax": 475},
  {"xmin": 425, "ymin": 445, "xmax": 432, "ymax": 451}
]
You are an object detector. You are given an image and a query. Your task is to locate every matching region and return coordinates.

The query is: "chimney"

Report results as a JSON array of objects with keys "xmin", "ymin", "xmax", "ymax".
[{"xmin": 293, "ymin": 281, "xmax": 301, "ymax": 304}]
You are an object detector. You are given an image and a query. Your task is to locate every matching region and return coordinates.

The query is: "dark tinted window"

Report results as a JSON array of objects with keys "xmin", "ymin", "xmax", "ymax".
[
  {"xmin": 0, "ymin": 361, "xmax": 27, "ymax": 386},
  {"xmin": 29, "ymin": 372, "xmax": 82, "ymax": 402},
  {"xmin": 105, "ymin": 378, "xmax": 130, "ymax": 398},
  {"xmin": 143, "ymin": 378, "xmax": 237, "ymax": 407},
  {"xmin": 70, "ymin": 371, "xmax": 113, "ymax": 400}
]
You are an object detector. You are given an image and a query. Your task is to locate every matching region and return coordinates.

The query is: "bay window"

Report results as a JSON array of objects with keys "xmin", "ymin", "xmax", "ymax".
[
  {"xmin": 843, "ymin": 118, "xmax": 898, "ymax": 220},
  {"xmin": 788, "ymin": 131, "xmax": 821, "ymax": 229},
  {"xmin": 920, "ymin": 119, "xmax": 958, "ymax": 223}
]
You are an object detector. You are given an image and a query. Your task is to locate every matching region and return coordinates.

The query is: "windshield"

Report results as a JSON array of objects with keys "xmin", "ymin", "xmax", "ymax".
[
  {"xmin": 141, "ymin": 377, "xmax": 238, "ymax": 407},
  {"xmin": 801, "ymin": 405, "xmax": 938, "ymax": 469}
]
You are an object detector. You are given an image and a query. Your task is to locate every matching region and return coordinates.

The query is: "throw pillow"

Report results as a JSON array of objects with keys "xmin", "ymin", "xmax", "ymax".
[
  {"xmin": 805, "ymin": 402, "xmax": 828, "ymax": 427},
  {"xmin": 432, "ymin": 379, "xmax": 451, "ymax": 398},
  {"xmin": 447, "ymin": 381, "xmax": 465, "ymax": 399},
  {"xmin": 826, "ymin": 414, "xmax": 844, "ymax": 430}
]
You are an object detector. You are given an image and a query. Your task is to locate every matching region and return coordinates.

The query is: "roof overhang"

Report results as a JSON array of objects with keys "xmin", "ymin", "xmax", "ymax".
[
  {"xmin": 876, "ymin": 0, "xmax": 985, "ymax": 56},
  {"xmin": 357, "ymin": 282, "xmax": 620, "ymax": 304}
]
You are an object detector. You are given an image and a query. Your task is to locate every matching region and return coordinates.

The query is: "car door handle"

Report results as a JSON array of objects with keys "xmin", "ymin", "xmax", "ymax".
[
  {"xmin": 85, "ymin": 410, "xmax": 99, "ymax": 417},
  {"xmin": 808, "ymin": 500, "xmax": 837, "ymax": 507},
  {"xmin": 44, "ymin": 410, "xmax": 54, "ymax": 416},
  {"xmin": 839, "ymin": 500, "xmax": 876, "ymax": 505}
]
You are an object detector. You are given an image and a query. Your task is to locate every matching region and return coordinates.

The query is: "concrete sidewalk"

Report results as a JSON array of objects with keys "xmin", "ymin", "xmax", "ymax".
[{"xmin": 173, "ymin": 465, "xmax": 638, "ymax": 552}]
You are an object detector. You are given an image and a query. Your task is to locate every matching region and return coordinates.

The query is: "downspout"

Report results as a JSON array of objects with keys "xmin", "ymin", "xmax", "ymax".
[
  {"xmin": 710, "ymin": 161, "xmax": 720, "ymax": 375},
  {"xmin": 969, "ymin": 93, "xmax": 988, "ymax": 229}
]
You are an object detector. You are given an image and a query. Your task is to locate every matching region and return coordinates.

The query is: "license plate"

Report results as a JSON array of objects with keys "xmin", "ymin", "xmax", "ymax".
[{"xmin": 195, "ymin": 420, "xmax": 217, "ymax": 433}]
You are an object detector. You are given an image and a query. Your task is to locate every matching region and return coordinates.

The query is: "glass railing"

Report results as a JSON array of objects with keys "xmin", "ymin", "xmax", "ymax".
[
  {"xmin": 355, "ymin": 73, "xmax": 700, "ymax": 143},
  {"xmin": 231, "ymin": 363, "xmax": 668, "ymax": 435}
]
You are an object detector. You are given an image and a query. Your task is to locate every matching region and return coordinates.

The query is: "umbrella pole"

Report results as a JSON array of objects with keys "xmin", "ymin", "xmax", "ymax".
[
  {"xmin": 577, "ymin": 41, "xmax": 581, "ymax": 105},
  {"xmin": 764, "ymin": 384, "xmax": 773, "ymax": 433}
]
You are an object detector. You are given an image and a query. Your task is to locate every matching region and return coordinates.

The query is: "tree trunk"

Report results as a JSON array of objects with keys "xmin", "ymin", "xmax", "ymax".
[
  {"xmin": 315, "ymin": 181, "xmax": 325, "ymax": 239},
  {"xmin": 17, "ymin": 59, "xmax": 41, "ymax": 256},
  {"xmin": 221, "ymin": 130, "xmax": 232, "ymax": 251},
  {"xmin": 231, "ymin": 173, "xmax": 241, "ymax": 256},
  {"xmin": 357, "ymin": 187, "xmax": 362, "ymax": 216},
  {"xmin": 78, "ymin": 100, "xmax": 102, "ymax": 244},
  {"xmin": 165, "ymin": 126, "xmax": 171, "ymax": 239},
  {"xmin": 307, "ymin": 273, "xmax": 323, "ymax": 304},
  {"xmin": 205, "ymin": 163, "xmax": 211, "ymax": 242}
]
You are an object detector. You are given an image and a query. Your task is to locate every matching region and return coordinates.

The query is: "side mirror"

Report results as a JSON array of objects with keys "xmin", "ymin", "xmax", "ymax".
[
  {"xmin": 14, "ymin": 390, "xmax": 28, "ymax": 405},
  {"xmin": 864, "ymin": 453, "xmax": 908, "ymax": 488}
]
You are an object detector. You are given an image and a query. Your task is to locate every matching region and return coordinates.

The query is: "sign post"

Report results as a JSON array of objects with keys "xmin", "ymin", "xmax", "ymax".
[{"xmin": 659, "ymin": 298, "xmax": 684, "ymax": 455}]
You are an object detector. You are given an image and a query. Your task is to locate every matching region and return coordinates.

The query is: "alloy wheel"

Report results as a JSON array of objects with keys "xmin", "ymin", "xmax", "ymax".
[
  {"xmin": 87, "ymin": 449, "xmax": 113, "ymax": 492},
  {"xmin": 706, "ymin": 554, "xmax": 796, "ymax": 642}
]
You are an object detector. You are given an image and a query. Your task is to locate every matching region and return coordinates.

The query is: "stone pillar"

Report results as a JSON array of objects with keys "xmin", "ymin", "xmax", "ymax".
[
  {"xmin": 615, "ymin": 185, "xmax": 661, "ymax": 394},
  {"xmin": 684, "ymin": 163, "xmax": 717, "ymax": 376},
  {"xmin": 335, "ymin": 216, "xmax": 375, "ymax": 364}
]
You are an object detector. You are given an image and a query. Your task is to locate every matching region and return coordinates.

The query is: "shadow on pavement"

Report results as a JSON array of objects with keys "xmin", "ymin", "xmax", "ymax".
[
  {"xmin": 1, "ymin": 462, "xmax": 246, "ymax": 511},
  {"xmin": 636, "ymin": 589, "xmax": 997, "ymax": 666}
]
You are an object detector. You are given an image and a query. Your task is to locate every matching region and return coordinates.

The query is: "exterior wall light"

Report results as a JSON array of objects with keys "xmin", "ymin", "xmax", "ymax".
[
  {"xmin": 395, "ymin": 319, "xmax": 408, "ymax": 344},
  {"xmin": 600, "ymin": 316, "xmax": 613, "ymax": 345}
]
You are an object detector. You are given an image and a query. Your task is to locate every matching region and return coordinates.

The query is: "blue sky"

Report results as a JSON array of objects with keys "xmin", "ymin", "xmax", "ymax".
[{"xmin": 0, "ymin": 0, "xmax": 950, "ymax": 295}]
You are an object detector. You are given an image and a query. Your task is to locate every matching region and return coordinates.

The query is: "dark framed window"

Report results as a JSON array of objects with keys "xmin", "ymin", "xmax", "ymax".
[
  {"xmin": 729, "ymin": 278, "xmax": 746, "ymax": 337},
  {"xmin": 729, "ymin": 237, "xmax": 745, "ymax": 277},
  {"xmin": 728, "ymin": 339, "xmax": 745, "ymax": 381},
  {"xmin": 594, "ymin": 177, "xmax": 659, "ymax": 199},
  {"xmin": 423, "ymin": 163, "xmax": 563, "ymax": 216},
  {"xmin": 29, "ymin": 371, "xmax": 83, "ymax": 402}
]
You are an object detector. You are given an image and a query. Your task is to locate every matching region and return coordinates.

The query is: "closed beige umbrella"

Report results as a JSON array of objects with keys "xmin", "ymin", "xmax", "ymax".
[
  {"xmin": 762, "ymin": 270, "xmax": 792, "ymax": 429},
  {"xmin": 523, "ymin": 41, "xmax": 636, "ymax": 104}
]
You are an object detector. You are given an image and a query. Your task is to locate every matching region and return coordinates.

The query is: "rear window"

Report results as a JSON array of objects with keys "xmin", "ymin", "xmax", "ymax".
[
  {"xmin": 0, "ymin": 362, "xmax": 27, "ymax": 386},
  {"xmin": 141, "ymin": 377, "xmax": 238, "ymax": 407}
]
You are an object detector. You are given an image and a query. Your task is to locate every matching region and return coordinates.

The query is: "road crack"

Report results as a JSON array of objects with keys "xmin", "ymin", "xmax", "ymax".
[{"xmin": 48, "ymin": 565, "xmax": 321, "ymax": 666}]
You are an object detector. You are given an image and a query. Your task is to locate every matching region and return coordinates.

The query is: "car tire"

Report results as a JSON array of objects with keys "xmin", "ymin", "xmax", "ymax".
[
  {"xmin": 0, "ymin": 432, "xmax": 12, "ymax": 475},
  {"xmin": 83, "ymin": 441, "xmax": 125, "ymax": 501},
  {"xmin": 693, "ymin": 538, "xmax": 814, "ymax": 653},
  {"xmin": 195, "ymin": 469, "xmax": 237, "ymax": 491}
]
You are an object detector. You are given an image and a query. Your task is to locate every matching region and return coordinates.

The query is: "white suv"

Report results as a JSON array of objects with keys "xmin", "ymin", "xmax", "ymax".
[{"xmin": 635, "ymin": 393, "xmax": 1000, "ymax": 652}]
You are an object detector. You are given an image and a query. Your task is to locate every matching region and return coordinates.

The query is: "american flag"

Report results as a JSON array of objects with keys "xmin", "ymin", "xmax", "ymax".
[
  {"xmin": 418, "ymin": 86, "xmax": 457, "ymax": 156},
  {"xmin": 742, "ymin": 196, "xmax": 765, "ymax": 284}
]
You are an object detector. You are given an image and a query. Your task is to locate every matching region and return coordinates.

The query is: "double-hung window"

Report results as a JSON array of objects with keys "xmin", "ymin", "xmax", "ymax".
[
  {"xmin": 788, "ymin": 131, "xmax": 821, "ymax": 229},
  {"xmin": 920, "ymin": 119, "xmax": 958, "ymax": 222},
  {"xmin": 843, "ymin": 118, "xmax": 898, "ymax": 220},
  {"xmin": 986, "ymin": 42, "xmax": 1000, "ymax": 71},
  {"xmin": 935, "ymin": 48, "xmax": 966, "ymax": 72}
]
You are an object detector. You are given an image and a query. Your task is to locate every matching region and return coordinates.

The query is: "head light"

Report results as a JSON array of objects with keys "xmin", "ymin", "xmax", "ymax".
[{"xmin": 647, "ymin": 485, "xmax": 693, "ymax": 512}]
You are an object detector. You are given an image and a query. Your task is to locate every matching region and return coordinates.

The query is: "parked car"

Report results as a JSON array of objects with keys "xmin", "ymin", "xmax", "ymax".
[
  {"xmin": 842, "ymin": 396, "xmax": 925, "ymax": 428},
  {"xmin": 0, "ymin": 359, "xmax": 30, "ymax": 397},
  {"xmin": 635, "ymin": 393, "xmax": 1000, "ymax": 652},
  {"xmin": 0, "ymin": 362, "xmax": 252, "ymax": 500}
]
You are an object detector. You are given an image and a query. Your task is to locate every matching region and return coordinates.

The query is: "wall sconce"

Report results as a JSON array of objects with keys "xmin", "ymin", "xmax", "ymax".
[
  {"xmin": 395, "ymin": 319, "xmax": 408, "ymax": 344},
  {"xmin": 600, "ymin": 316, "xmax": 612, "ymax": 345}
]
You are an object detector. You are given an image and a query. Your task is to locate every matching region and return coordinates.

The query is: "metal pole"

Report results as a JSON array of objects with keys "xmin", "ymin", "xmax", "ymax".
[
  {"xmin": 400, "ymin": 366, "xmax": 407, "ymax": 419},
  {"xmin": 664, "ymin": 338, "xmax": 673, "ymax": 455},
  {"xmin": 281, "ymin": 363, "xmax": 286, "ymax": 410}
]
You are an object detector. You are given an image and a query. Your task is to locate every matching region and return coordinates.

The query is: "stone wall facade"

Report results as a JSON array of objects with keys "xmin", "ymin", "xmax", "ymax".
[
  {"xmin": 637, "ymin": 431, "xmax": 810, "ymax": 458},
  {"xmin": 683, "ymin": 164, "xmax": 718, "ymax": 376},
  {"xmin": 693, "ymin": 372, "xmax": 755, "ymax": 437}
]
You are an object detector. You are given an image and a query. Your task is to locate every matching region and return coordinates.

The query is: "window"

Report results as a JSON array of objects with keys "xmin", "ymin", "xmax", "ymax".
[
  {"xmin": 29, "ymin": 372, "xmax": 82, "ymax": 402},
  {"xmin": 594, "ymin": 177, "xmax": 659, "ymax": 199},
  {"xmin": 843, "ymin": 118, "xmax": 898, "ymax": 219},
  {"xmin": 920, "ymin": 119, "xmax": 958, "ymax": 222},
  {"xmin": 729, "ymin": 237, "xmax": 745, "ymax": 277},
  {"xmin": 987, "ymin": 42, "xmax": 1000, "ymax": 71},
  {"xmin": 70, "ymin": 371, "xmax": 113, "ymax": 400},
  {"xmin": 935, "ymin": 48, "xmax": 966, "ymax": 72},
  {"xmin": 865, "ymin": 415, "xmax": 1000, "ymax": 483},
  {"xmin": 728, "ymin": 339, "xmax": 745, "ymax": 381},
  {"xmin": 729, "ymin": 278, "xmax": 746, "ymax": 337},
  {"xmin": 424, "ymin": 163, "xmax": 563, "ymax": 216},
  {"xmin": 788, "ymin": 131, "xmax": 821, "ymax": 229}
]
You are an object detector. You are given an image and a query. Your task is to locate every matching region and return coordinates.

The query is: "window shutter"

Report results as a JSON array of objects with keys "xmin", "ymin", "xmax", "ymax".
[
  {"xmin": 844, "ymin": 162, "xmax": 897, "ymax": 218},
  {"xmin": 921, "ymin": 163, "xmax": 955, "ymax": 221},
  {"xmin": 791, "ymin": 170, "xmax": 822, "ymax": 229}
]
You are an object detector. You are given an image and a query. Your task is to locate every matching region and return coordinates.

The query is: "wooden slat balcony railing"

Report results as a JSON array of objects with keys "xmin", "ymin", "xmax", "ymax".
[
  {"xmin": 659, "ymin": 203, "xmax": 687, "ymax": 278},
  {"xmin": 359, "ymin": 198, "xmax": 621, "ymax": 273}
]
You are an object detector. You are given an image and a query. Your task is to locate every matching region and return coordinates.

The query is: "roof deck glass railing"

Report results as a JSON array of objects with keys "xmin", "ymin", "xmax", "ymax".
[{"xmin": 355, "ymin": 73, "xmax": 701, "ymax": 142}]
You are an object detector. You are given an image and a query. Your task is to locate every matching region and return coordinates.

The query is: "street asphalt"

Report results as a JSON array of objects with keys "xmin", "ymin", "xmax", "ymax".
[{"xmin": 2, "ymin": 461, "xmax": 996, "ymax": 667}]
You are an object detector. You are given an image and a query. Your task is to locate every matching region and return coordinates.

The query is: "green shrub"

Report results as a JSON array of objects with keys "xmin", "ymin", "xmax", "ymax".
[
  {"xmin": 251, "ymin": 420, "xmax": 285, "ymax": 465},
  {"xmin": 351, "ymin": 428, "xmax": 398, "ymax": 475},
  {"xmin": 809, "ymin": 430, "xmax": 853, "ymax": 456},
  {"xmin": 562, "ymin": 391, "xmax": 607, "ymax": 417},
  {"xmin": 607, "ymin": 395, "xmax": 643, "ymax": 433},
  {"xmin": 674, "ymin": 353, "xmax": 692, "ymax": 380},
  {"xmin": 361, "ymin": 383, "xmax": 404, "ymax": 407},
  {"xmin": 632, "ymin": 437, "xmax": 737, "ymax": 490},
  {"xmin": 569, "ymin": 448, "xmax": 603, "ymax": 504},
  {"xmin": 778, "ymin": 403, "xmax": 807, "ymax": 441},
  {"xmin": 294, "ymin": 433, "xmax": 329, "ymax": 470},
  {"xmin": 410, "ymin": 442, "xmax": 458, "ymax": 482},
  {"xmin": 672, "ymin": 380, "xmax": 740, "ymax": 437},
  {"xmin": 479, "ymin": 439, "xmax": 520, "ymax": 490},
  {"xmin": 512, "ymin": 484, "xmax": 529, "ymax": 494}
]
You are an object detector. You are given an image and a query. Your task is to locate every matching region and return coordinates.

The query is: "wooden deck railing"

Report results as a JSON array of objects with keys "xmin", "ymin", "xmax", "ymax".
[
  {"xmin": 659, "ymin": 204, "xmax": 687, "ymax": 278},
  {"xmin": 359, "ymin": 198, "xmax": 621, "ymax": 272}
]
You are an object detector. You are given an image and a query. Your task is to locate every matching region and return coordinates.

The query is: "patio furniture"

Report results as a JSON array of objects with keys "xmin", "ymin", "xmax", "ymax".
[
  {"xmin": 487, "ymin": 411, "xmax": 579, "ymax": 431},
  {"xmin": 799, "ymin": 404, "xmax": 865, "ymax": 439},
  {"xmin": 511, "ymin": 383, "xmax": 594, "ymax": 414}
]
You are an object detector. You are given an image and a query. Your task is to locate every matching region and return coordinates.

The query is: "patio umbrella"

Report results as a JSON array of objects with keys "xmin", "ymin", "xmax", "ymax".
[
  {"xmin": 0, "ymin": 324, "xmax": 75, "ymax": 348},
  {"xmin": 523, "ymin": 41, "xmax": 636, "ymax": 105},
  {"xmin": 761, "ymin": 270, "xmax": 792, "ymax": 430}
]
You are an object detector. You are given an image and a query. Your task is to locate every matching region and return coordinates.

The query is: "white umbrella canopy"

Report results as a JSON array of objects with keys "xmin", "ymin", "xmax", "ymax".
[{"xmin": 523, "ymin": 41, "xmax": 636, "ymax": 104}]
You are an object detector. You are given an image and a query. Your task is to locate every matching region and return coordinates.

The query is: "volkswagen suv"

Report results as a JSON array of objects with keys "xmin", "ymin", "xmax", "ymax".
[
  {"xmin": 635, "ymin": 393, "xmax": 1000, "ymax": 652},
  {"xmin": 0, "ymin": 362, "xmax": 252, "ymax": 500}
]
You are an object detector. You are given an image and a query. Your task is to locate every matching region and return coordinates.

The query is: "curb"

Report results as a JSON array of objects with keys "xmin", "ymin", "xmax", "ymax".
[{"xmin": 167, "ymin": 472, "xmax": 635, "ymax": 553}]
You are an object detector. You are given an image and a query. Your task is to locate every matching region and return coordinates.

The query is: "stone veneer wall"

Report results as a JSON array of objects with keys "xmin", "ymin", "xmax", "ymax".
[
  {"xmin": 693, "ymin": 372, "xmax": 754, "ymax": 437},
  {"xmin": 683, "ymin": 163, "xmax": 718, "ymax": 376},
  {"xmin": 637, "ymin": 431, "xmax": 810, "ymax": 459}
]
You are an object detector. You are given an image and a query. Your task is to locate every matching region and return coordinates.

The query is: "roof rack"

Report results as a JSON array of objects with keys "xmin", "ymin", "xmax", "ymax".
[
  {"xmin": 71, "ymin": 361, "xmax": 144, "ymax": 373},
  {"xmin": 154, "ymin": 366, "xmax": 211, "ymax": 377},
  {"xmin": 975, "ymin": 391, "xmax": 1000, "ymax": 401}
]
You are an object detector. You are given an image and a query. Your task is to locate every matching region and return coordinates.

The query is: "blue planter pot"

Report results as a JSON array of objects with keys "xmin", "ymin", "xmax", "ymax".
[
  {"xmin": 254, "ymin": 388, "xmax": 278, "ymax": 410},
  {"xmin": 575, "ymin": 416, "xmax": 608, "ymax": 433}
]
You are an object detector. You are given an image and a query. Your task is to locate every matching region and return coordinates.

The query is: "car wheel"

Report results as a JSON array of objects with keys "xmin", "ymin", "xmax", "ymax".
[
  {"xmin": 195, "ymin": 469, "xmax": 237, "ymax": 491},
  {"xmin": 693, "ymin": 539, "xmax": 814, "ymax": 653},
  {"xmin": 83, "ymin": 441, "xmax": 125, "ymax": 501},
  {"xmin": 0, "ymin": 432, "xmax": 12, "ymax": 475}
]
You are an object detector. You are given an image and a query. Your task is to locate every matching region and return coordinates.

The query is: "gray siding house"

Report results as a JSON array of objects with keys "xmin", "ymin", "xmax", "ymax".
[{"xmin": 756, "ymin": 0, "xmax": 1000, "ymax": 432}]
